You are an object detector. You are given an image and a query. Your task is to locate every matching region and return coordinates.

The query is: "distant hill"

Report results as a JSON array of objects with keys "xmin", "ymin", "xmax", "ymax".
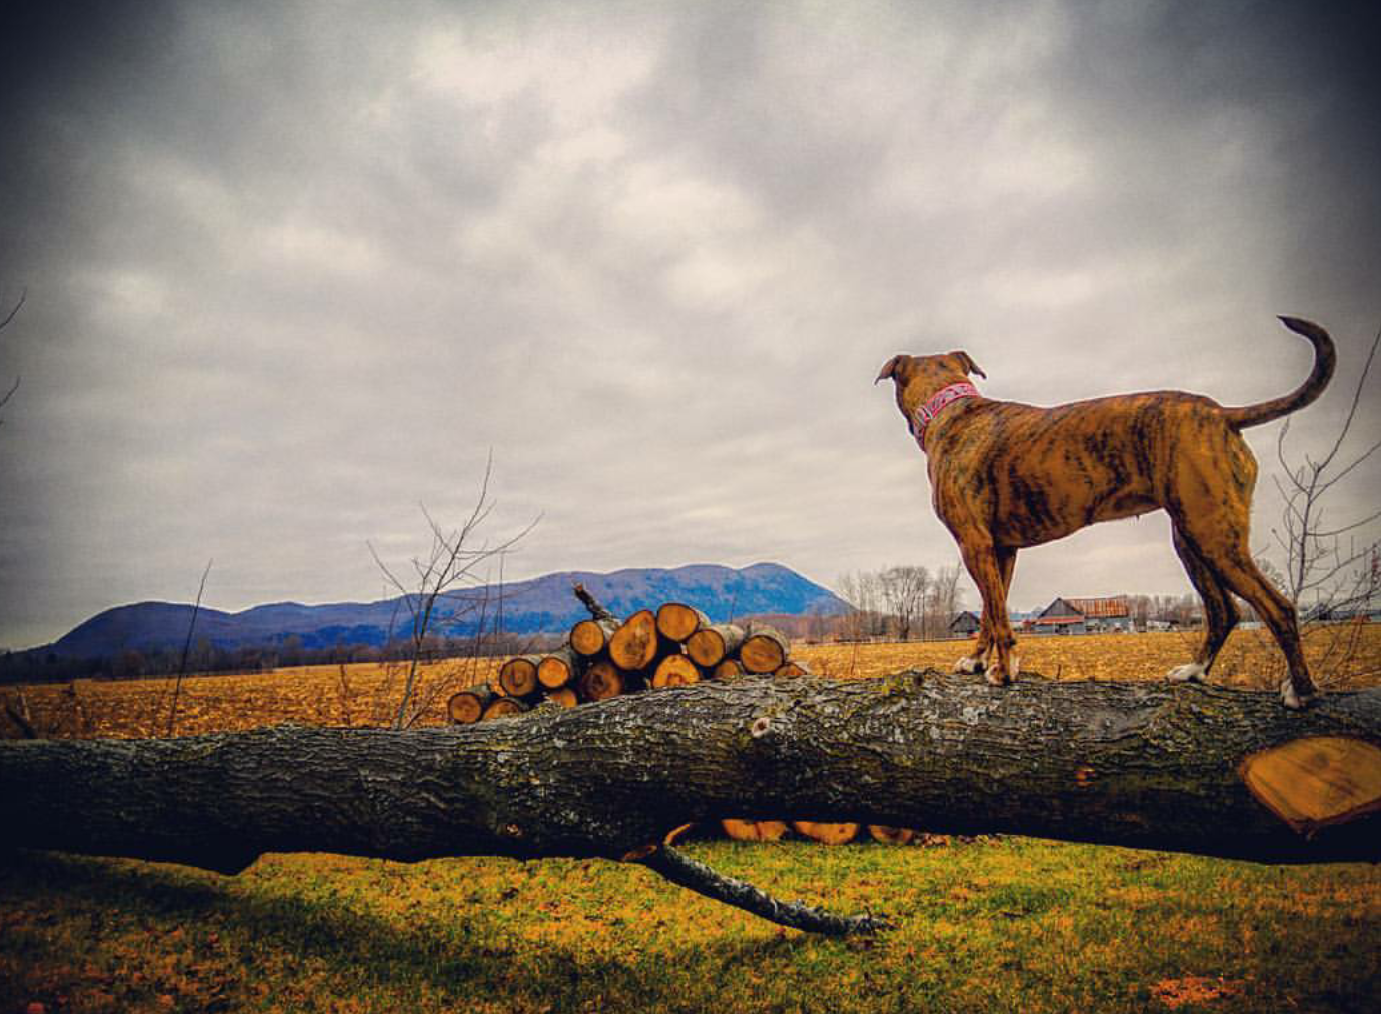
[{"xmin": 43, "ymin": 563, "xmax": 848, "ymax": 659}]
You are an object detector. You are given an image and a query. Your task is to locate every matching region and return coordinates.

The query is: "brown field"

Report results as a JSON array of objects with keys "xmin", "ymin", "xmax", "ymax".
[{"xmin": 8, "ymin": 625, "xmax": 1380, "ymax": 741}]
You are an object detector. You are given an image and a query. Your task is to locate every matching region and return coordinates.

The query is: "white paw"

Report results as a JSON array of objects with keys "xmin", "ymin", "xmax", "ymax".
[
  {"xmin": 954, "ymin": 654, "xmax": 985, "ymax": 675},
  {"xmin": 1009, "ymin": 655, "xmax": 1020, "ymax": 679},
  {"xmin": 1166, "ymin": 662, "xmax": 1206, "ymax": 683},
  {"xmin": 1280, "ymin": 679, "xmax": 1317, "ymax": 710}
]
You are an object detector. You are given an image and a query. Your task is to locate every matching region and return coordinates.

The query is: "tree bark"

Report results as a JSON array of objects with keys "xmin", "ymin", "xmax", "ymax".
[{"xmin": 3, "ymin": 673, "xmax": 1380, "ymax": 928}]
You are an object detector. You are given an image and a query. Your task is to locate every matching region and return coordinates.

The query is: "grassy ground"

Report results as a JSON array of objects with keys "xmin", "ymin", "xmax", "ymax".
[
  {"xmin": 4, "ymin": 838, "xmax": 1377, "ymax": 1014},
  {"xmin": 3, "ymin": 630, "xmax": 1379, "ymax": 1012}
]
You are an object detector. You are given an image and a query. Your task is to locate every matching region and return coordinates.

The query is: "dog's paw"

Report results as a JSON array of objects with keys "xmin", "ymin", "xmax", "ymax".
[
  {"xmin": 954, "ymin": 654, "xmax": 986, "ymax": 675},
  {"xmin": 1166, "ymin": 662, "xmax": 1206, "ymax": 683},
  {"xmin": 1280, "ymin": 679, "xmax": 1319, "ymax": 711},
  {"xmin": 985, "ymin": 668, "xmax": 1011, "ymax": 687}
]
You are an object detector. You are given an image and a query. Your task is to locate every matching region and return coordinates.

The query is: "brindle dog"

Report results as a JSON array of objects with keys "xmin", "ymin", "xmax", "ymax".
[{"xmin": 876, "ymin": 316, "xmax": 1335, "ymax": 709}]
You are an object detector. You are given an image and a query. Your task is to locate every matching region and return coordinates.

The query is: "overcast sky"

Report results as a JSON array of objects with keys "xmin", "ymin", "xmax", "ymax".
[{"xmin": 2, "ymin": 0, "xmax": 1379, "ymax": 650}]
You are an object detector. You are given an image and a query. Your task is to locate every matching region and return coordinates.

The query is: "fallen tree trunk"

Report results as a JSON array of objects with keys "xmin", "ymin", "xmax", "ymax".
[{"xmin": 3, "ymin": 673, "xmax": 1379, "ymax": 933}]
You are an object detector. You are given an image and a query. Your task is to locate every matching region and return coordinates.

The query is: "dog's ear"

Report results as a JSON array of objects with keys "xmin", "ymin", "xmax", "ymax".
[
  {"xmin": 950, "ymin": 351, "xmax": 986, "ymax": 379},
  {"xmin": 875, "ymin": 355, "xmax": 905, "ymax": 385}
]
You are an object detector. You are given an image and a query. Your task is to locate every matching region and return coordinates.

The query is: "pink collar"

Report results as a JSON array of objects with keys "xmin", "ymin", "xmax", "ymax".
[{"xmin": 912, "ymin": 382, "xmax": 980, "ymax": 448}]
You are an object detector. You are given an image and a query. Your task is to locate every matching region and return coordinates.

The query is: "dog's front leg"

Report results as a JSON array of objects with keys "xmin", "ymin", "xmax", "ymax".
[{"xmin": 956, "ymin": 541, "xmax": 1019, "ymax": 686}]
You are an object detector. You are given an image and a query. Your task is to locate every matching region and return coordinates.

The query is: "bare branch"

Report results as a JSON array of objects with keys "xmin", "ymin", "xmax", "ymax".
[
  {"xmin": 1315, "ymin": 320, "xmax": 1381, "ymax": 475},
  {"xmin": 1314, "ymin": 510, "xmax": 1381, "ymax": 539},
  {"xmin": 639, "ymin": 845, "xmax": 889, "ymax": 937},
  {"xmin": 0, "ymin": 289, "xmax": 25, "ymax": 331},
  {"xmin": 0, "ymin": 289, "xmax": 25, "ymax": 423},
  {"xmin": 1316, "ymin": 436, "xmax": 1381, "ymax": 493},
  {"xmin": 167, "ymin": 559, "xmax": 214, "ymax": 737}
]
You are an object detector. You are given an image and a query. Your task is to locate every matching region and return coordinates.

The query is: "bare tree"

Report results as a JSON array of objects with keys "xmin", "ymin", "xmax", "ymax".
[
  {"xmin": 369, "ymin": 455, "xmax": 538, "ymax": 729},
  {"xmin": 858, "ymin": 570, "xmax": 886, "ymax": 636},
  {"xmin": 834, "ymin": 572, "xmax": 866, "ymax": 641},
  {"xmin": 1271, "ymin": 322, "xmax": 1381, "ymax": 616},
  {"xmin": 879, "ymin": 565, "xmax": 930, "ymax": 640},
  {"xmin": 0, "ymin": 289, "xmax": 24, "ymax": 425},
  {"xmin": 1266, "ymin": 321, "xmax": 1381, "ymax": 686},
  {"xmin": 927, "ymin": 562, "xmax": 964, "ymax": 639}
]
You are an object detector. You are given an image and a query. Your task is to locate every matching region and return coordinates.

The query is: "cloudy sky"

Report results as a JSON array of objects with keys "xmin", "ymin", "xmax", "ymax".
[{"xmin": 2, "ymin": 0, "xmax": 1378, "ymax": 650}]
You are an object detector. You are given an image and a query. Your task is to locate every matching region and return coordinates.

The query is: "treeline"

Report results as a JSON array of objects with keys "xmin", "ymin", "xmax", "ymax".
[
  {"xmin": 833, "ymin": 564, "xmax": 966, "ymax": 641},
  {"xmin": 0, "ymin": 631, "xmax": 561, "ymax": 686}
]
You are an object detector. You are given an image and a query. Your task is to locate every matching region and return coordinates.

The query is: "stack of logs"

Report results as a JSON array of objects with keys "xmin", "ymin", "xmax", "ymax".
[
  {"xmin": 445, "ymin": 583, "xmax": 809, "ymax": 725},
  {"xmin": 446, "ymin": 584, "xmax": 919, "ymax": 846}
]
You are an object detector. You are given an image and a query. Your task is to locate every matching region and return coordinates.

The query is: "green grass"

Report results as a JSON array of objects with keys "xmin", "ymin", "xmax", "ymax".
[{"xmin": 2, "ymin": 837, "xmax": 1378, "ymax": 1013}]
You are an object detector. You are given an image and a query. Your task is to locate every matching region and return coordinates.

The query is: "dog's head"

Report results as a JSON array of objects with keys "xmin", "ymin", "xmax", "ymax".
[{"xmin": 875, "ymin": 351, "xmax": 986, "ymax": 430}]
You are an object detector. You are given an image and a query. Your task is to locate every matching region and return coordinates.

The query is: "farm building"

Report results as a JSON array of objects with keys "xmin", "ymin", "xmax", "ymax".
[
  {"xmin": 1029, "ymin": 596, "xmax": 1135, "ymax": 634},
  {"xmin": 949, "ymin": 610, "xmax": 981, "ymax": 636}
]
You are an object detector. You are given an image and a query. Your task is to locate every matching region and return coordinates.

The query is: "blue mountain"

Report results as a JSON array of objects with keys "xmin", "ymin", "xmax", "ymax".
[{"xmin": 45, "ymin": 562, "xmax": 848, "ymax": 658}]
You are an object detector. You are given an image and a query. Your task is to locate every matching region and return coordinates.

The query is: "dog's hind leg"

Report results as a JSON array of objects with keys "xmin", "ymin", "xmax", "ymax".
[
  {"xmin": 1166, "ymin": 526, "xmax": 1239, "ymax": 683},
  {"xmin": 1171, "ymin": 509, "xmax": 1317, "ymax": 708}
]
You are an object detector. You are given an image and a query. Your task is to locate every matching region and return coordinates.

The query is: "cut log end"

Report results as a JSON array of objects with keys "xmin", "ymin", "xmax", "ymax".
[
  {"xmin": 722, "ymin": 819, "xmax": 790, "ymax": 842},
  {"xmin": 545, "ymin": 687, "xmax": 578, "ymax": 709},
  {"xmin": 578, "ymin": 660, "xmax": 628, "ymax": 702},
  {"xmin": 656, "ymin": 602, "xmax": 709, "ymax": 643},
  {"xmin": 687, "ymin": 624, "xmax": 745, "ymax": 668},
  {"xmin": 480, "ymin": 697, "xmax": 530, "ymax": 721},
  {"xmin": 651, "ymin": 654, "xmax": 703, "ymax": 689},
  {"xmin": 446, "ymin": 686, "xmax": 496, "ymax": 725},
  {"xmin": 1238, "ymin": 735, "xmax": 1381, "ymax": 835},
  {"xmin": 791, "ymin": 821, "xmax": 860, "ymax": 845},
  {"xmin": 867, "ymin": 825, "xmax": 917, "ymax": 845},
  {"xmin": 497, "ymin": 657, "xmax": 539, "ymax": 699},
  {"xmin": 609, "ymin": 610, "xmax": 661, "ymax": 671},
  {"xmin": 570, "ymin": 619, "xmax": 616, "ymax": 657},
  {"xmin": 714, "ymin": 658, "xmax": 746, "ymax": 680},
  {"xmin": 536, "ymin": 650, "xmax": 575, "ymax": 690},
  {"xmin": 740, "ymin": 627, "xmax": 789, "ymax": 674}
]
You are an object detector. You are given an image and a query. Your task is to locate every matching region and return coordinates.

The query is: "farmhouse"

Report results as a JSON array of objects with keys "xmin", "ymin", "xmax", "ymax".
[
  {"xmin": 1029, "ymin": 596, "xmax": 1135, "ymax": 634},
  {"xmin": 949, "ymin": 610, "xmax": 981, "ymax": 636}
]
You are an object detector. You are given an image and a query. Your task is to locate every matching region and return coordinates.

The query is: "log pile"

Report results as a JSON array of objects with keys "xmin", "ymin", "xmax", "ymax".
[
  {"xmin": 445, "ymin": 583, "xmax": 923, "ymax": 845},
  {"xmin": 446, "ymin": 584, "xmax": 814, "ymax": 723}
]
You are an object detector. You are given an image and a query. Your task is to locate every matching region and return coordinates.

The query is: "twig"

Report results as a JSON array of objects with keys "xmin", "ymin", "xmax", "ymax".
[
  {"xmin": 4, "ymin": 692, "xmax": 36, "ymax": 739},
  {"xmin": 166, "ymin": 559, "xmax": 213, "ymax": 737}
]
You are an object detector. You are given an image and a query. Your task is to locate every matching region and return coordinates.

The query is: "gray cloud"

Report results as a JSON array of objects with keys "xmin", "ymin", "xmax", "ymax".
[{"xmin": 2, "ymin": 0, "xmax": 1378, "ymax": 649}]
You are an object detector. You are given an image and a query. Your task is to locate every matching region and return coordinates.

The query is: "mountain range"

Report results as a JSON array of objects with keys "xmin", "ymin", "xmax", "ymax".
[{"xmin": 44, "ymin": 563, "xmax": 849, "ymax": 659}]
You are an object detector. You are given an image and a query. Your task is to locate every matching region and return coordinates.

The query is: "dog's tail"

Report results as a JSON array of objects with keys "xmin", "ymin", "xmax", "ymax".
[{"xmin": 1222, "ymin": 316, "xmax": 1336, "ymax": 431}]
